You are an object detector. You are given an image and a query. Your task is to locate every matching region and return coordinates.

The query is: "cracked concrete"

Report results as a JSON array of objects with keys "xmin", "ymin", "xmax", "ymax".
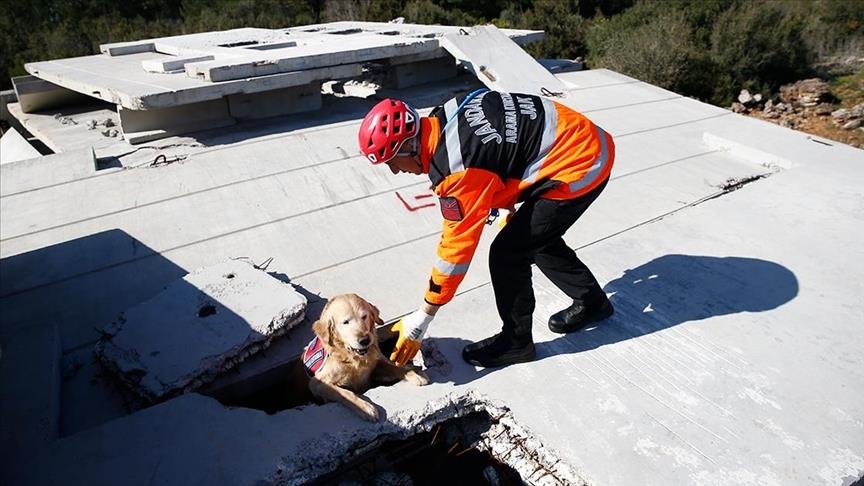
[{"xmin": 95, "ymin": 259, "xmax": 307, "ymax": 400}]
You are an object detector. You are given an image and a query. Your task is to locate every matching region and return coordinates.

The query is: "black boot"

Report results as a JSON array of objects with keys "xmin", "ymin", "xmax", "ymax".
[
  {"xmin": 462, "ymin": 332, "xmax": 535, "ymax": 368},
  {"xmin": 548, "ymin": 298, "xmax": 614, "ymax": 333}
]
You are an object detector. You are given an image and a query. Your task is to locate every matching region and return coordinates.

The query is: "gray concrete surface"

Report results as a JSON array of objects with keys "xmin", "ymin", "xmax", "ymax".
[
  {"xmin": 1, "ymin": 63, "xmax": 862, "ymax": 485},
  {"xmin": 441, "ymin": 24, "xmax": 567, "ymax": 96},
  {"xmin": 96, "ymin": 259, "xmax": 307, "ymax": 400},
  {"xmin": 0, "ymin": 127, "xmax": 41, "ymax": 164}
]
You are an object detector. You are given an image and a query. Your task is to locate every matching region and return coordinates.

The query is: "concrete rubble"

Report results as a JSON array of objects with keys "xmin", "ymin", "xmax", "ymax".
[
  {"xmin": 95, "ymin": 259, "xmax": 307, "ymax": 400},
  {"xmin": 13, "ymin": 22, "xmax": 541, "ymax": 144}
]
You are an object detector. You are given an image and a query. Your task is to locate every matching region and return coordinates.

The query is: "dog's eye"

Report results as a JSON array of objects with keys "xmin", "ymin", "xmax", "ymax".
[
  {"xmin": 361, "ymin": 314, "xmax": 367, "ymax": 320},
  {"xmin": 342, "ymin": 319, "xmax": 350, "ymax": 325}
]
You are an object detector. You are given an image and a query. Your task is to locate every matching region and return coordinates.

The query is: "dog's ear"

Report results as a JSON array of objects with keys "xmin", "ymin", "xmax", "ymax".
[
  {"xmin": 369, "ymin": 302, "xmax": 384, "ymax": 326},
  {"xmin": 312, "ymin": 318, "xmax": 327, "ymax": 340},
  {"xmin": 313, "ymin": 299, "xmax": 336, "ymax": 348}
]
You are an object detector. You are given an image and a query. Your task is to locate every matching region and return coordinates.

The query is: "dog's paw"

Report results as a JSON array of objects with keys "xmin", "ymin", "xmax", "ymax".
[{"xmin": 406, "ymin": 369, "xmax": 429, "ymax": 386}]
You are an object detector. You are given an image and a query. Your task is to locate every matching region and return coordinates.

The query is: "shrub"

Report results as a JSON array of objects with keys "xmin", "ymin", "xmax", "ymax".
[
  {"xmin": 519, "ymin": 0, "xmax": 587, "ymax": 60},
  {"xmin": 586, "ymin": 6, "xmax": 698, "ymax": 93},
  {"xmin": 709, "ymin": 1, "xmax": 812, "ymax": 103}
]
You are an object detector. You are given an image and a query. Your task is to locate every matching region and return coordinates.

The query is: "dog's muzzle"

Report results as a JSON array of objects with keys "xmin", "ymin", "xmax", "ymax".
[{"xmin": 349, "ymin": 344, "xmax": 370, "ymax": 356}]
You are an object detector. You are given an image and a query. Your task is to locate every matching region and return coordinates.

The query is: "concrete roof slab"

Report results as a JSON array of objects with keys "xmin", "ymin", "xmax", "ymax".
[{"xmin": 95, "ymin": 259, "xmax": 307, "ymax": 400}]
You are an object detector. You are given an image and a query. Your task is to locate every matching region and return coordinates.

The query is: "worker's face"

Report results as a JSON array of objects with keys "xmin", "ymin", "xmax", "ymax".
[{"xmin": 386, "ymin": 155, "xmax": 423, "ymax": 175}]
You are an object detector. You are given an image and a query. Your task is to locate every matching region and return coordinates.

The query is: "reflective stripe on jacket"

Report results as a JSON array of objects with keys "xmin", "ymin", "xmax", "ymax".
[{"xmin": 424, "ymin": 91, "xmax": 615, "ymax": 305}]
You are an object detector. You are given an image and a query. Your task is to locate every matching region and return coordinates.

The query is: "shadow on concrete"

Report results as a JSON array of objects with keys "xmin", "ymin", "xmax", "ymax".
[
  {"xmin": 535, "ymin": 253, "xmax": 799, "ymax": 361},
  {"xmin": 433, "ymin": 254, "xmax": 798, "ymax": 384},
  {"xmin": 0, "ymin": 229, "xmax": 188, "ymax": 349},
  {"xmin": 0, "ymin": 229, "xmax": 259, "ymax": 437}
]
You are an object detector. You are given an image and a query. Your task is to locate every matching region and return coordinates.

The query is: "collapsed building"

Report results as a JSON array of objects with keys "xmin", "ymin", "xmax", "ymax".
[{"xmin": 1, "ymin": 20, "xmax": 863, "ymax": 486}]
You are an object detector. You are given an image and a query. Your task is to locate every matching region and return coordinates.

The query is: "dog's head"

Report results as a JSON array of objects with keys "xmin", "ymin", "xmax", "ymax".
[{"xmin": 313, "ymin": 294, "xmax": 383, "ymax": 356}]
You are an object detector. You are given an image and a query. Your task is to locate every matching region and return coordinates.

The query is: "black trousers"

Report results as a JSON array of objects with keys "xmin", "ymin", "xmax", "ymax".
[{"xmin": 488, "ymin": 178, "xmax": 609, "ymax": 342}]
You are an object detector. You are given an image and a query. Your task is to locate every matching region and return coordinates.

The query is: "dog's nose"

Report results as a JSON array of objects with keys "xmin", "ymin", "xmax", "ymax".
[{"xmin": 358, "ymin": 336, "xmax": 371, "ymax": 347}]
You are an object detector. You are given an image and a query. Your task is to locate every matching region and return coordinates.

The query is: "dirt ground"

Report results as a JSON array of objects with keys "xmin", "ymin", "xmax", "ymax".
[{"xmin": 744, "ymin": 69, "xmax": 864, "ymax": 150}]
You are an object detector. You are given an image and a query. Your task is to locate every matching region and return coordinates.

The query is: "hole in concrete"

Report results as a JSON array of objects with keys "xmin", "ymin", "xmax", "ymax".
[
  {"xmin": 330, "ymin": 28, "xmax": 364, "ymax": 35},
  {"xmin": 307, "ymin": 410, "xmax": 574, "ymax": 485},
  {"xmin": 218, "ymin": 40, "xmax": 260, "ymax": 48},
  {"xmin": 206, "ymin": 326, "xmax": 405, "ymax": 414},
  {"xmin": 197, "ymin": 303, "xmax": 217, "ymax": 318},
  {"xmin": 246, "ymin": 42, "xmax": 297, "ymax": 51},
  {"xmin": 223, "ymin": 272, "xmax": 236, "ymax": 279}
]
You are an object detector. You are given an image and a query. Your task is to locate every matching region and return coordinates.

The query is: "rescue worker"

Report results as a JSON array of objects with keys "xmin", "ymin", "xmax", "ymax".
[{"xmin": 357, "ymin": 89, "xmax": 615, "ymax": 368}]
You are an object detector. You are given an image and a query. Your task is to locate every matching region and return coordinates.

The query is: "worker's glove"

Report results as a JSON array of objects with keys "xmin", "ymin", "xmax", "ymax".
[
  {"xmin": 390, "ymin": 308, "xmax": 435, "ymax": 366},
  {"xmin": 498, "ymin": 208, "xmax": 514, "ymax": 229}
]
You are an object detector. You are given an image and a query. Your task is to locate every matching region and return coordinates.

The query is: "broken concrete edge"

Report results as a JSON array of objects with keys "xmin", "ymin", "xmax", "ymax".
[
  {"xmin": 269, "ymin": 390, "xmax": 591, "ymax": 486},
  {"xmin": 14, "ymin": 72, "xmax": 121, "ymax": 112},
  {"xmin": 93, "ymin": 305, "xmax": 306, "ymax": 404}
]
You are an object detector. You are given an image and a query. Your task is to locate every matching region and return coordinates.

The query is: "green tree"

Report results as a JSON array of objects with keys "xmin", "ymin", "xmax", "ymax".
[
  {"xmin": 587, "ymin": 6, "xmax": 697, "ymax": 92},
  {"xmin": 519, "ymin": 0, "xmax": 586, "ymax": 59},
  {"xmin": 709, "ymin": 1, "xmax": 812, "ymax": 103}
]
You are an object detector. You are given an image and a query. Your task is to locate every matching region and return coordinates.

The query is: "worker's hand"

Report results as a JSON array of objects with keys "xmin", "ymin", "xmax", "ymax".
[{"xmin": 390, "ymin": 308, "xmax": 435, "ymax": 366}]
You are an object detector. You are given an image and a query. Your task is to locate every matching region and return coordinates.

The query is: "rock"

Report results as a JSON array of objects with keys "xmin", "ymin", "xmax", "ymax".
[
  {"xmin": 831, "ymin": 108, "xmax": 850, "ymax": 120},
  {"xmin": 738, "ymin": 89, "xmax": 754, "ymax": 105},
  {"xmin": 779, "ymin": 78, "xmax": 831, "ymax": 106},
  {"xmin": 851, "ymin": 102, "xmax": 864, "ymax": 118},
  {"xmin": 754, "ymin": 93, "xmax": 763, "ymax": 103},
  {"xmin": 780, "ymin": 118, "xmax": 796, "ymax": 128},
  {"xmin": 842, "ymin": 119, "xmax": 862, "ymax": 130},
  {"xmin": 764, "ymin": 99, "xmax": 775, "ymax": 112},
  {"xmin": 731, "ymin": 102, "xmax": 747, "ymax": 113},
  {"xmin": 813, "ymin": 103, "xmax": 834, "ymax": 116}
]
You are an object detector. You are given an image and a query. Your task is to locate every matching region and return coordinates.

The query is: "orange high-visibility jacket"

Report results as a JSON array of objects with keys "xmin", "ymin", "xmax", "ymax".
[{"xmin": 422, "ymin": 90, "xmax": 615, "ymax": 306}]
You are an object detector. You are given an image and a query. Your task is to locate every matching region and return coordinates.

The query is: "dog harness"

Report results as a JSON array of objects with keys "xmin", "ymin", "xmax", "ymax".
[{"xmin": 302, "ymin": 336, "xmax": 328, "ymax": 377}]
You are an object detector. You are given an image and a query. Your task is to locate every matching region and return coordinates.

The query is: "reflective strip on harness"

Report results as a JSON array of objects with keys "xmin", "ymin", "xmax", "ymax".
[
  {"xmin": 521, "ymin": 98, "xmax": 559, "ymax": 184},
  {"xmin": 302, "ymin": 335, "xmax": 327, "ymax": 377},
  {"xmin": 568, "ymin": 125, "xmax": 611, "ymax": 194}
]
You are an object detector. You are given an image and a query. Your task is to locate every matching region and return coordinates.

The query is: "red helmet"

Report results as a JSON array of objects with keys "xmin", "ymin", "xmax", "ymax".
[{"xmin": 358, "ymin": 98, "xmax": 419, "ymax": 164}]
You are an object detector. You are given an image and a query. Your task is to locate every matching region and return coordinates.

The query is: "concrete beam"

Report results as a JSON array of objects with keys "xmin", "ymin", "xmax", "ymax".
[
  {"xmin": 118, "ymin": 98, "xmax": 235, "ymax": 144},
  {"xmin": 383, "ymin": 56, "xmax": 459, "ymax": 89},
  {"xmin": 228, "ymin": 82, "xmax": 322, "ymax": 120},
  {"xmin": 95, "ymin": 259, "xmax": 307, "ymax": 401},
  {"xmin": 141, "ymin": 55, "xmax": 215, "ymax": 74},
  {"xmin": 441, "ymin": 25, "xmax": 567, "ymax": 97},
  {"xmin": 0, "ymin": 146, "xmax": 97, "ymax": 194},
  {"xmin": 12, "ymin": 75, "xmax": 94, "ymax": 113}
]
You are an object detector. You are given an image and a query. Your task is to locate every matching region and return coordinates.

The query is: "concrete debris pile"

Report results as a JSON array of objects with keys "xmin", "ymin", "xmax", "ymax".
[{"xmin": 95, "ymin": 259, "xmax": 307, "ymax": 401}]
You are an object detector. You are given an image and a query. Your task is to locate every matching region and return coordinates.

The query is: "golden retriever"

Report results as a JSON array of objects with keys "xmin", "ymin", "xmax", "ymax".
[{"xmin": 289, "ymin": 293, "xmax": 428, "ymax": 421}]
